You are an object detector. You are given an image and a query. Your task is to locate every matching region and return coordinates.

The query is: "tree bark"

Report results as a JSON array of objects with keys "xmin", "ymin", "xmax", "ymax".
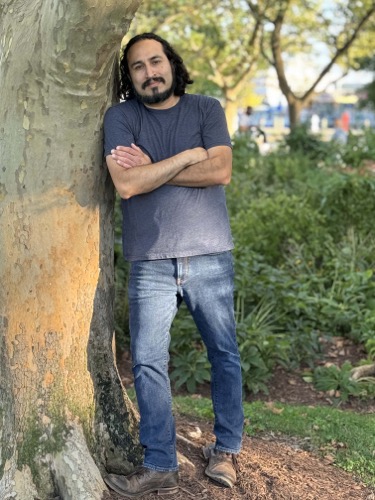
[
  {"xmin": 0, "ymin": 1, "xmax": 142, "ymax": 498},
  {"xmin": 287, "ymin": 99, "xmax": 303, "ymax": 129}
]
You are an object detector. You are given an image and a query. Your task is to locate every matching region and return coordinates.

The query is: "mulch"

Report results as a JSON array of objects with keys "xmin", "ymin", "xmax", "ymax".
[
  {"xmin": 105, "ymin": 415, "xmax": 374, "ymax": 499},
  {"xmin": 104, "ymin": 337, "xmax": 375, "ymax": 499}
]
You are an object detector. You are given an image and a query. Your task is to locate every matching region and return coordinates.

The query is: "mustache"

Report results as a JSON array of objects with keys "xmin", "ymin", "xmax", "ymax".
[{"xmin": 142, "ymin": 77, "xmax": 166, "ymax": 89}]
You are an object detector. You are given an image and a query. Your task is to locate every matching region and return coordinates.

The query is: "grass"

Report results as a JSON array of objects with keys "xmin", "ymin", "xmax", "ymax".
[{"xmin": 173, "ymin": 395, "xmax": 375, "ymax": 487}]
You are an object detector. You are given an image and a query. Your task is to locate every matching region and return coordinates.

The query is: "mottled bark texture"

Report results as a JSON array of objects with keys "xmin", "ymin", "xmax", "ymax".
[{"xmin": 0, "ymin": 1, "xmax": 143, "ymax": 498}]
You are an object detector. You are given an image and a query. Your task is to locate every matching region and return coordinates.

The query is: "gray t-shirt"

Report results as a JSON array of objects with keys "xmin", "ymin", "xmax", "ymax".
[{"xmin": 104, "ymin": 93, "xmax": 234, "ymax": 261}]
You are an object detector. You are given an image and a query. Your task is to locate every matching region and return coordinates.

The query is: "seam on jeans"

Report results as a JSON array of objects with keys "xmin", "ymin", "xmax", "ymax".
[
  {"xmin": 164, "ymin": 299, "xmax": 176, "ymax": 468},
  {"xmin": 214, "ymin": 445, "xmax": 242, "ymax": 455},
  {"xmin": 143, "ymin": 462, "xmax": 179, "ymax": 472}
]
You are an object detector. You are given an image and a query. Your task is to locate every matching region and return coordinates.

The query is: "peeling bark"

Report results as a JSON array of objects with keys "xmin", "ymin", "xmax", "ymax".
[
  {"xmin": 51, "ymin": 423, "xmax": 107, "ymax": 500},
  {"xmin": 0, "ymin": 1, "xmax": 143, "ymax": 498}
]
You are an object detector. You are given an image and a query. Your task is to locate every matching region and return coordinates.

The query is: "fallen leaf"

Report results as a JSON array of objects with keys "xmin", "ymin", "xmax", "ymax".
[
  {"xmin": 324, "ymin": 454, "xmax": 335, "ymax": 464},
  {"xmin": 188, "ymin": 427, "xmax": 202, "ymax": 439},
  {"xmin": 265, "ymin": 402, "xmax": 284, "ymax": 414}
]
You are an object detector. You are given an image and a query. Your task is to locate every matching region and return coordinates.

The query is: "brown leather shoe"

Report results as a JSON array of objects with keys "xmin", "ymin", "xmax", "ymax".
[
  {"xmin": 202, "ymin": 444, "xmax": 238, "ymax": 488},
  {"xmin": 104, "ymin": 467, "xmax": 179, "ymax": 498}
]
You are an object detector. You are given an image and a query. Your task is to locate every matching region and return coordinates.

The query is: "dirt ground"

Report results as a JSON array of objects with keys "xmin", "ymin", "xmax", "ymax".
[{"xmin": 106, "ymin": 336, "xmax": 375, "ymax": 499}]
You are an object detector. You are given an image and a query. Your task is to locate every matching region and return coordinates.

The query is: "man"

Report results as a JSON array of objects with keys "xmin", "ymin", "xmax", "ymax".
[
  {"xmin": 238, "ymin": 105, "xmax": 253, "ymax": 133},
  {"xmin": 103, "ymin": 32, "xmax": 244, "ymax": 498},
  {"xmin": 238, "ymin": 105, "xmax": 267, "ymax": 144}
]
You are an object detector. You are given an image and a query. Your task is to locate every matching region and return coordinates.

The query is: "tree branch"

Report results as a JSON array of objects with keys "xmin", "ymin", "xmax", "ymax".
[{"xmin": 302, "ymin": 6, "xmax": 375, "ymax": 99}]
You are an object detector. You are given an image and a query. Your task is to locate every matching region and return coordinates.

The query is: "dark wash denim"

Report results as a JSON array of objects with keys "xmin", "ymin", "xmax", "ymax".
[{"xmin": 128, "ymin": 251, "xmax": 244, "ymax": 472}]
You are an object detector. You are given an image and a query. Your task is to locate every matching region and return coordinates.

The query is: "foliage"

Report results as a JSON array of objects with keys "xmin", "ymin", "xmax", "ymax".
[
  {"xmin": 169, "ymin": 349, "xmax": 211, "ymax": 393},
  {"xmin": 256, "ymin": 0, "xmax": 375, "ymax": 125},
  {"xmin": 320, "ymin": 174, "xmax": 375, "ymax": 239},
  {"xmin": 125, "ymin": 0, "xmax": 375, "ymax": 127},
  {"xmin": 127, "ymin": 0, "xmax": 264, "ymax": 104},
  {"xmin": 359, "ymin": 77, "xmax": 375, "ymax": 110},
  {"xmin": 174, "ymin": 396, "xmax": 375, "ymax": 487},
  {"xmin": 169, "ymin": 307, "xmax": 211, "ymax": 393},
  {"xmin": 280, "ymin": 125, "xmax": 375, "ymax": 171},
  {"xmin": 341, "ymin": 128, "xmax": 375, "ymax": 168},
  {"xmin": 236, "ymin": 301, "xmax": 290, "ymax": 394},
  {"xmin": 310, "ymin": 361, "xmax": 373, "ymax": 402},
  {"xmin": 281, "ymin": 124, "xmax": 332, "ymax": 160},
  {"xmin": 114, "ymin": 132, "xmax": 375, "ymax": 399},
  {"xmin": 231, "ymin": 192, "xmax": 328, "ymax": 266},
  {"xmin": 356, "ymin": 46, "xmax": 375, "ymax": 110}
]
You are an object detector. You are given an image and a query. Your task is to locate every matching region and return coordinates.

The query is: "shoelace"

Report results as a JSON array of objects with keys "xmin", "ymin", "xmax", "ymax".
[{"xmin": 214, "ymin": 449, "xmax": 240, "ymax": 472}]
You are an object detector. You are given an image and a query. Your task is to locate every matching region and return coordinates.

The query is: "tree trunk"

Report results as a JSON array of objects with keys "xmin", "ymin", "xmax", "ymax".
[
  {"xmin": 224, "ymin": 98, "xmax": 240, "ymax": 137},
  {"xmin": 287, "ymin": 99, "xmax": 303, "ymax": 130},
  {"xmin": 0, "ymin": 1, "xmax": 142, "ymax": 498},
  {"xmin": 223, "ymin": 84, "xmax": 249, "ymax": 136}
]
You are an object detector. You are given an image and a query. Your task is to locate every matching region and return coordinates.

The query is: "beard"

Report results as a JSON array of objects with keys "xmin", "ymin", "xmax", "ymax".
[{"xmin": 134, "ymin": 77, "xmax": 175, "ymax": 105}]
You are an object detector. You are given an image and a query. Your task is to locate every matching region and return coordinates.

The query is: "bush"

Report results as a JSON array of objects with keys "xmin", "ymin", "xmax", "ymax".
[
  {"xmin": 341, "ymin": 128, "xmax": 375, "ymax": 168},
  {"xmin": 319, "ymin": 174, "xmax": 375, "ymax": 239},
  {"xmin": 231, "ymin": 192, "xmax": 329, "ymax": 266},
  {"xmin": 310, "ymin": 362, "xmax": 375, "ymax": 402},
  {"xmin": 280, "ymin": 123, "xmax": 331, "ymax": 160},
  {"xmin": 113, "ymin": 132, "xmax": 375, "ymax": 397}
]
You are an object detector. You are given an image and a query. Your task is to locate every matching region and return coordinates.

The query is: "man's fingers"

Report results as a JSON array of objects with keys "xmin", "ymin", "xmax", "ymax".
[
  {"xmin": 111, "ymin": 145, "xmax": 151, "ymax": 168},
  {"xmin": 112, "ymin": 147, "xmax": 138, "ymax": 158},
  {"xmin": 131, "ymin": 143, "xmax": 142, "ymax": 152},
  {"xmin": 111, "ymin": 151, "xmax": 137, "ymax": 168}
]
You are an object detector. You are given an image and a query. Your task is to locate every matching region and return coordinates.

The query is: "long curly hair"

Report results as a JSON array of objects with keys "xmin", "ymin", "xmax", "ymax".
[{"xmin": 118, "ymin": 33, "xmax": 193, "ymax": 100}]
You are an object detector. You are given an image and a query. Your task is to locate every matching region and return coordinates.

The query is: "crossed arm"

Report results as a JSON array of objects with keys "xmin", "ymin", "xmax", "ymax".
[{"xmin": 106, "ymin": 144, "xmax": 232, "ymax": 199}]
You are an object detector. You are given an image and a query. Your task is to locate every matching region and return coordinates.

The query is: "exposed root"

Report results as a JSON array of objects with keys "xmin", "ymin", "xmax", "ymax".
[
  {"xmin": 176, "ymin": 432, "xmax": 200, "ymax": 448},
  {"xmin": 50, "ymin": 422, "xmax": 108, "ymax": 500},
  {"xmin": 351, "ymin": 363, "xmax": 375, "ymax": 380}
]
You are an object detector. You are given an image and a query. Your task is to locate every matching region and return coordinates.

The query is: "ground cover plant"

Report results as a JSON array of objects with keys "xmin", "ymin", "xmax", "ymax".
[
  {"xmin": 173, "ymin": 396, "xmax": 375, "ymax": 488},
  {"xmin": 113, "ymin": 126, "xmax": 375, "ymax": 403},
  {"xmin": 166, "ymin": 128, "xmax": 375, "ymax": 402},
  {"xmin": 112, "ymin": 127, "xmax": 375, "ymax": 498}
]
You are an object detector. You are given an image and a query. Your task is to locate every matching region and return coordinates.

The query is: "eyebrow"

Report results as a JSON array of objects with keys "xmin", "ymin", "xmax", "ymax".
[{"xmin": 130, "ymin": 55, "xmax": 162, "ymax": 68}]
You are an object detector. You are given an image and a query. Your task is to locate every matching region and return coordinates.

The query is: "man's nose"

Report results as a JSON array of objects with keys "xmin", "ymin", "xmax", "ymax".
[{"xmin": 144, "ymin": 63, "xmax": 155, "ymax": 78}]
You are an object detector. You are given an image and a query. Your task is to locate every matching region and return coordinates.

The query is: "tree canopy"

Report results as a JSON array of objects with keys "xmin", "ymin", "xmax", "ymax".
[
  {"xmin": 129, "ymin": 0, "xmax": 375, "ymax": 127},
  {"xmin": 253, "ymin": 0, "xmax": 375, "ymax": 125}
]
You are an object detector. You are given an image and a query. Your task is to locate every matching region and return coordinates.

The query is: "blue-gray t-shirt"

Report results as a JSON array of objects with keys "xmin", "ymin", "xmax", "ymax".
[{"xmin": 103, "ymin": 93, "xmax": 234, "ymax": 261}]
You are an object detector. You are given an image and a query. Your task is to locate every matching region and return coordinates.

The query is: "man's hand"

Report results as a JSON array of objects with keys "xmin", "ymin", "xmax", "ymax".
[
  {"xmin": 106, "ymin": 146, "xmax": 209, "ymax": 199},
  {"xmin": 186, "ymin": 147, "xmax": 209, "ymax": 165},
  {"xmin": 167, "ymin": 146, "xmax": 232, "ymax": 187},
  {"xmin": 111, "ymin": 144, "xmax": 151, "ymax": 169}
]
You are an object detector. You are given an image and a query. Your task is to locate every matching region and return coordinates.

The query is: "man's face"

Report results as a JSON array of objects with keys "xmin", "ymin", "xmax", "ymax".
[{"xmin": 127, "ymin": 39, "xmax": 175, "ymax": 106}]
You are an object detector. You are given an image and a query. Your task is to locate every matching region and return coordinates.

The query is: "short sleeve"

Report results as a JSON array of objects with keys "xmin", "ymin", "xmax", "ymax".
[
  {"xmin": 103, "ymin": 104, "xmax": 136, "ymax": 157},
  {"xmin": 201, "ymin": 98, "xmax": 232, "ymax": 150}
]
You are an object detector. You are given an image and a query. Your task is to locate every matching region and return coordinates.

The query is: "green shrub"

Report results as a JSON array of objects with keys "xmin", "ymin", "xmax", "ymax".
[
  {"xmin": 169, "ymin": 308, "xmax": 210, "ymax": 393},
  {"xmin": 311, "ymin": 361, "xmax": 375, "ymax": 402},
  {"xmin": 231, "ymin": 192, "xmax": 329, "ymax": 266},
  {"xmin": 113, "ymin": 133, "xmax": 375, "ymax": 397},
  {"xmin": 342, "ymin": 128, "xmax": 375, "ymax": 168},
  {"xmin": 236, "ymin": 300, "xmax": 289, "ymax": 394},
  {"xmin": 319, "ymin": 173, "xmax": 375, "ymax": 238},
  {"xmin": 280, "ymin": 123, "xmax": 331, "ymax": 160},
  {"xmin": 169, "ymin": 349, "xmax": 211, "ymax": 393}
]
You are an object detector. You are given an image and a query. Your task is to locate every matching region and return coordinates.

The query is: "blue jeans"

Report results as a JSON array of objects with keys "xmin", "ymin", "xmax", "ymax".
[{"xmin": 128, "ymin": 251, "xmax": 244, "ymax": 472}]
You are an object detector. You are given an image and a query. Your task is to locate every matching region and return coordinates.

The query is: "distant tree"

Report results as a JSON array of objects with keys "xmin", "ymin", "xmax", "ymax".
[
  {"xmin": 0, "ymin": 2, "xmax": 143, "ymax": 499},
  {"xmin": 248, "ymin": 0, "xmax": 375, "ymax": 127},
  {"xmin": 356, "ymin": 50, "xmax": 375, "ymax": 109}
]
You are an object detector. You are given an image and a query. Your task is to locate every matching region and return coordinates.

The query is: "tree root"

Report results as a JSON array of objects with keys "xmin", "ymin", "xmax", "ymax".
[
  {"xmin": 51, "ymin": 422, "xmax": 108, "ymax": 500},
  {"xmin": 350, "ymin": 363, "xmax": 375, "ymax": 380}
]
